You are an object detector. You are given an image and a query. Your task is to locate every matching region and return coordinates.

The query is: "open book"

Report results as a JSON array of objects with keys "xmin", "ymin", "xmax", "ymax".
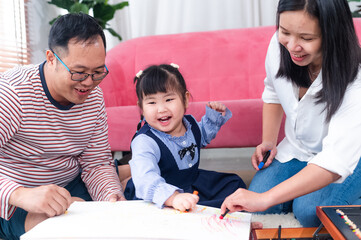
[{"xmin": 21, "ymin": 200, "xmax": 251, "ymax": 240}]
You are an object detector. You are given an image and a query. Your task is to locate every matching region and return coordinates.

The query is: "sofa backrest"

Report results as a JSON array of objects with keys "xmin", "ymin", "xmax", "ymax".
[
  {"xmin": 102, "ymin": 18, "xmax": 361, "ymax": 151},
  {"xmin": 102, "ymin": 25, "xmax": 277, "ymax": 108},
  {"xmin": 103, "ymin": 18, "xmax": 361, "ymax": 107}
]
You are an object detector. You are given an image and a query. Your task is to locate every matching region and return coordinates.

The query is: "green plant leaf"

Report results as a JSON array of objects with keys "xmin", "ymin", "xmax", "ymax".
[
  {"xmin": 49, "ymin": 15, "xmax": 62, "ymax": 25},
  {"xmin": 93, "ymin": 3, "xmax": 115, "ymax": 23},
  {"xmin": 95, "ymin": 0, "xmax": 106, "ymax": 4},
  {"xmin": 47, "ymin": 0, "xmax": 129, "ymax": 41},
  {"xmin": 95, "ymin": 18, "xmax": 106, "ymax": 29},
  {"xmin": 112, "ymin": 2, "xmax": 129, "ymax": 10},
  {"xmin": 47, "ymin": 0, "xmax": 74, "ymax": 11},
  {"xmin": 81, "ymin": 0, "xmax": 96, "ymax": 8},
  {"xmin": 70, "ymin": 3, "xmax": 90, "ymax": 13},
  {"xmin": 352, "ymin": 11, "xmax": 361, "ymax": 17},
  {"xmin": 106, "ymin": 27, "xmax": 122, "ymax": 41}
]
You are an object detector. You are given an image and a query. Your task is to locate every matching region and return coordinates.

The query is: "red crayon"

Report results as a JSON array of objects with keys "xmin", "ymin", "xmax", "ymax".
[{"xmin": 220, "ymin": 208, "xmax": 230, "ymax": 219}]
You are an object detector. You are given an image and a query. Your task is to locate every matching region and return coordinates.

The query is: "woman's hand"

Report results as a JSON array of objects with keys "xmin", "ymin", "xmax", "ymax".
[
  {"xmin": 220, "ymin": 188, "xmax": 271, "ymax": 214},
  {"xmin": 252, "ymin": 142, "xmax": 277, "ymax": 170}
]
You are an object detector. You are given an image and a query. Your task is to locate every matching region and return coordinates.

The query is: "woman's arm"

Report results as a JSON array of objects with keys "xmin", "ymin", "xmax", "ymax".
[
  {"xmin": 221, "ymin": 164, "xmax": 339, "ymax": 213},
  {"xmin": 262, "ymin": 103, "xmax": 284, "ymax": 146},
  {"xmin": 251, "ymin": 103, "xmax": 284, "ymax": 170},
  {"xmin": 266, "ymin": 164, "xmax": 339, "ymax": 207}
]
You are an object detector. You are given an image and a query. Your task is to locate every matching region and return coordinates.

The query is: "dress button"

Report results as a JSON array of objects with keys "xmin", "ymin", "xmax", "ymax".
[
  {"xmin": 188, "ymin": 163, "xmax": 193, "ymax": 167},
  {"xmin": 182, "ymin": 141, "xmax": 187, "ymax": 146},
  {"xmin": 186, "ymin": 152, "xmax": 190, "ymax": 155}
]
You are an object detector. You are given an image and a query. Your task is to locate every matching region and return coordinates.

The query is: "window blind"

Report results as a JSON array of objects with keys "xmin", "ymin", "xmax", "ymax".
[{"xmin": 0, "ymin": 0, "xmax": 29, "ymax": 72}]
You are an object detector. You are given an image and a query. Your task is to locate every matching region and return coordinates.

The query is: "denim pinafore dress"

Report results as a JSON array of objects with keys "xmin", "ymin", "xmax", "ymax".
[{"xmin": 124, "ymin": 115, "xmax": 246, "ymax": 208}]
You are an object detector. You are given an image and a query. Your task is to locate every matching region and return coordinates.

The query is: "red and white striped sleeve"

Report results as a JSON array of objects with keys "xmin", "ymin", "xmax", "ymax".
[
  {"xmin": 78, "ymin": 89, "xmax": 123, "ymax": 200},
  {"xmin": 0, "ymin": 78, "xmax": 24, "ymax": 220}
]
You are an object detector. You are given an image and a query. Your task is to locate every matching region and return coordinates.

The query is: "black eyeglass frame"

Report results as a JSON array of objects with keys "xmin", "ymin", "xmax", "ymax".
[{"xmin": 52, "ymin": 51, "xmax": 109, "ymax": 81}]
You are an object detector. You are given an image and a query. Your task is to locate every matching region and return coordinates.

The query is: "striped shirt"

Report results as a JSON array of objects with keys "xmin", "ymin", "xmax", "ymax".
[{"xmin": 0, "ymin": 62, "xmax": 122, "ymax": 220}]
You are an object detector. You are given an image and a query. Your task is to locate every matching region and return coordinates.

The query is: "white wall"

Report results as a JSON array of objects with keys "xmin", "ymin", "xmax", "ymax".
[{"xmin": 27, "ymin": 0, "xmax": 278, "ymax": 64}]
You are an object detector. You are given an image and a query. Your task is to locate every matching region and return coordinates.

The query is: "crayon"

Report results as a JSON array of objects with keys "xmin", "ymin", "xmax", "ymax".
[
  {"xmin": 220, "ymin": 208, "xmax": 230, "ymax": 219},
  {"xmin": 258, "ymin": 150, "xmax": 271, "ymax": 170},
  {"xmin": 185, "ymin": 190, "xmax": 199, "ymax": 212}
]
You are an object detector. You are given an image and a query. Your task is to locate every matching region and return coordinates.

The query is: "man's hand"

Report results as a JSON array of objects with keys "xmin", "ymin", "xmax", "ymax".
[
  {"xmin": 109, "ymin": 193, "xmax": 126, "ymax": 202},
  {"xmin": 9, "ymin": 185, "xmax": 72, "ymax": 217}
]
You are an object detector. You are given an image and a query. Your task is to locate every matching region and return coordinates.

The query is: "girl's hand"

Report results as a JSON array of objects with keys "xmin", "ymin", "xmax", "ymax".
[
  {"xmin": 207, "ymin": 101, "xmax": 227, "ymax": 116},
  {"xmin": 165, "ymin": 191, "xmax": 199, "ymax": 212},
  {"xmin": 251, "ymin": 142, "xmax": 277, "ymax": 170}
]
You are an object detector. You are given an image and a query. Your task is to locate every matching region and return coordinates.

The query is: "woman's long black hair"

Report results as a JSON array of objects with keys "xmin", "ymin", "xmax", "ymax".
[{"xmin": 276, "ymin": 0, "xmax": 361, "ymax": 122}]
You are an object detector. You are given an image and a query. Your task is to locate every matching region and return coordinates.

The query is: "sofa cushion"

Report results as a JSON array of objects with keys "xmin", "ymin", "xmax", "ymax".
[{"xmin": 106, "ymin": 100, "xmax": 285, "ymax": 151}]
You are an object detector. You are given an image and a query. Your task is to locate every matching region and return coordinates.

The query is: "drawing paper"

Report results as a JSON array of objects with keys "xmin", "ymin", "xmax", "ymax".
[{"xmin": 21, "ymin": 200, "xmax": 251, "ymax": 240}]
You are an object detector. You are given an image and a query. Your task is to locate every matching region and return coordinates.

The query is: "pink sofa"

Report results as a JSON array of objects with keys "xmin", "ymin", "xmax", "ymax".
[
  {"xmin": 101, "ymin": 25, "xmax": 283, "ymax": 152},
  {"xmin": 102, "ymin": 18, "xmax": 361, "ymax": 152}
]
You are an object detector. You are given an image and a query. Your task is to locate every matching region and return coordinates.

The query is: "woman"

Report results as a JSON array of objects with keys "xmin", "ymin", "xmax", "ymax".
[{"xmin": 221, "ymin": 0, "xmax": 361, "ymax": 227}]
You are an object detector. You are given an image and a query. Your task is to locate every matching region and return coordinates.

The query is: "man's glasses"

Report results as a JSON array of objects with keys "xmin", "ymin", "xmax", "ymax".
[{"xmin": 52, "ymin": 51, "xmax": 109, "ymax": 81}]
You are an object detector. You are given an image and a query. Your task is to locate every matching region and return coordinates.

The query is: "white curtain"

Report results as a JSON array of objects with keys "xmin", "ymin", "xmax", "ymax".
[
  {"xmin": 125, "ymin": 0, "xmax": 278, "ymax": 39},
  {"xmin": 27, "ymin": 0, "xmax": 64, "ymax": 65},
  {"xmin": 28, "ymin": 0, "xmax": 279, "ymax": 64}
]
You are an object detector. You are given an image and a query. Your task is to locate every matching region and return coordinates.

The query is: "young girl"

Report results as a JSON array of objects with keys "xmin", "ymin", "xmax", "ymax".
[{"xmin": 123, "ymin": 63, "xmax": 246, "ymax": 211}]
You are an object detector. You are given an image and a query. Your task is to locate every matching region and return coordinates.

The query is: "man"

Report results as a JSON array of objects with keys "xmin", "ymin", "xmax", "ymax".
[{"xmin": 0, "ymin": 13, "xmax": 125, "ymax": 239}]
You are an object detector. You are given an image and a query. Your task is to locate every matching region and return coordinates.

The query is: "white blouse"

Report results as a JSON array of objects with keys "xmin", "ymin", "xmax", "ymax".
[{"xmin": 262, "ymin": 33, "xmax": 361, "ymax": 183}]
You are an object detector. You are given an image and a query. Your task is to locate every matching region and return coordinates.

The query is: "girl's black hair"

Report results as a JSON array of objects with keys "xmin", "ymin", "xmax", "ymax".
[
  {"xmin": 134, "ymin": 64, "xmax": 188, "ymax": 109},
  {"xmin": 276, "ymin": 0, "xmax": 361, "ymax": 122},
  {"xmin": 133, "ymin": 64, "xmax": 188, "ymax": 132}
]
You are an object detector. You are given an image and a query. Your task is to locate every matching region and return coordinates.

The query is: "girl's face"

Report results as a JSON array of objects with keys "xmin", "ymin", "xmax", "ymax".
[
  {"xmin": 278, "ymin": 10, "xmax": 322, "ymax": 72},
  {"xmin": 141, "ymin": 90, "xmax": 189, "ymax": 137}
]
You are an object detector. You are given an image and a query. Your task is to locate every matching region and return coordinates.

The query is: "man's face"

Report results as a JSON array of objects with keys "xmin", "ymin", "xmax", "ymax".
[{"xmin": 46, "ymin": 36, "xmax": 107, "ymax": 106}]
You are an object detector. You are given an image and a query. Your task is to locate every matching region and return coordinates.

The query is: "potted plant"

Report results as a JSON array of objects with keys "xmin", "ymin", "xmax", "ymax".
[
  {"xmin": 349, "ymin": 0, "xmax": 361, "ymax": 17},
  {"xmin": 48, "ymin": 0, "xmax": 128, "ymax": 41}
]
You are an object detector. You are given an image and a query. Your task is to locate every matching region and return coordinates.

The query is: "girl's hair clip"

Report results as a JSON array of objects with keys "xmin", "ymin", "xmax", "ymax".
[
  {"xmin": 136, "ymin": 70, "xmax": 143, "ymax": 78},
  {"xmin": 170, "ymin": 63, "xmax": 179, "ymax": 69}
]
